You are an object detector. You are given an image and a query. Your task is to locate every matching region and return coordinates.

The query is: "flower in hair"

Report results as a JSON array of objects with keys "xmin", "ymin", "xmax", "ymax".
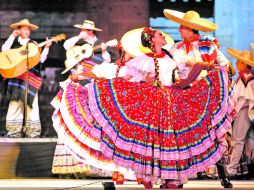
[{"xmin": 143, "ymin": 27, "xmax": 155, "ymax": 41}]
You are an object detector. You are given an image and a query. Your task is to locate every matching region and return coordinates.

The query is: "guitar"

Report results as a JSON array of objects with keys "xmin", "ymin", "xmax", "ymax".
[
  {"xmin": 66, "ymin": 39, "xmax": 118, "ymax": 60},
  {"xmin": 0, "ymin": 34, "xmax": 66, "ymax": 78}
]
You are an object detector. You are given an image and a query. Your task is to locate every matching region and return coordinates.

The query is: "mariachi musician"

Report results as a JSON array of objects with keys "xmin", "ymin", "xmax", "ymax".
[
  {"xmin": 1, "ymin": 19, "xmax": 52, "ymax": 138},
  {"xmin": 63, "ymin": 19, "xmax": 113, "ymax": 64}
]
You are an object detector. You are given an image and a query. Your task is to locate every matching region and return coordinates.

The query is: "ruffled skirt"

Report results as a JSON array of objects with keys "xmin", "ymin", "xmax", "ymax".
[
  {"xmin": 53, "ymin": 69, "xmax": 236, "ymax": 182},
  {"xmin": 51, "ymin": 82, "xmax": 135, "ymax": 179}
]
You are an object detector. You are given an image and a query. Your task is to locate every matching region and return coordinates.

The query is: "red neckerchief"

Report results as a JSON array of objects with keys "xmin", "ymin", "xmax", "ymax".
[
  {"xmin": 237, "ymin": 70, "xmax": 248, "ymax": 83},
  {"xmin": 237, "ymin": 69, "xmax": 254, "ymax": 86},
  {"xmin": 177, "ymin": 36, "xmax": 200, "ymax": 54},
  {"xmin": 145, "ymin": 51, "xmax": 166, "ymax": 58}
]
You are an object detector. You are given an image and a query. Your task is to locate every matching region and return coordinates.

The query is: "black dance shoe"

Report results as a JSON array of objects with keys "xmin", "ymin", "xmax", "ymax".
[{"xmin": 221, "ymin": 177, "xmax": 233, "ymax": 188}]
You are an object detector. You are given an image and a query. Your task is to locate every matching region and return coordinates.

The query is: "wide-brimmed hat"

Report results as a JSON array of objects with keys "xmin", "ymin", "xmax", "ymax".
[
  {"xmin": 62, "ymin": 44, "xmax": 93, "ymax": 74},
  {"xmin": 121, "ymin": 27, "xmax": 174, "ymax": 57},
  {"xmin": 10, "ymin": 19, "xmax": 39, "ymax": 31},
  {"xmin": 163, "ymin": 9, "xmax": 218, "ymax": 32},
  {"xmin": 227, "ymin": 48, "xmax": 254, "ymax": 68},
  {"xmin": 74, "ymin": 20, "xmax": 102, "ymax": 31}
]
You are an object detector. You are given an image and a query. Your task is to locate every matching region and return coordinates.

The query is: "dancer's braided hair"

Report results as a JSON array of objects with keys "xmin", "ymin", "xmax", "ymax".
[
  {"xmin": 115, "ymin": 41, "xmax": 126, "ymax": 77},
  {"xmin": 141, "ymin": 27, "xmax": 161, "ymax": 87}
]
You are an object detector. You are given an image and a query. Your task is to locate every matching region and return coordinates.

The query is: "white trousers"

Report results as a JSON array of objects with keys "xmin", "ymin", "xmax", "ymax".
[
  {"xmin": 227, "ymin": 107, "xmax": 252, "ymax": 175},
  {"xmin": 6, "ymin": 93, "xmax": 41, "ymax": 137}
]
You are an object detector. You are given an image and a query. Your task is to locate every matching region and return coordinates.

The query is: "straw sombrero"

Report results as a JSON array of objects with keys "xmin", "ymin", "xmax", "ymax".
[
  {"xmin": 163, "ymin": 9, "xmax": 218, "ymax": 33},
  {"xmin": 227, "ymin": 48, "xmax": 254, "ymax": 68},
  {"xmin": 74, "ymin": 20, "xmax": 102, "ymax": 31},
  {"xmin": 121, "ymin": 28, "xmax": 174, "ymax": 57},
  {"xmin": 62, "ymin": 44, "xmax": 93, "ymax": 74},
  {"xmin": 10, "ymin": 19, "xmax": 39, "ymax": 31}
]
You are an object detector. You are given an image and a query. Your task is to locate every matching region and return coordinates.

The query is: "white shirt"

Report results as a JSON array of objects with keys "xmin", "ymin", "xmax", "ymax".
[
  {"xmin": 233, "ymin": 73, "xmax": 254, "ymax": 121},
  {"xmin": 2, "ymin": 35, "xmax": 49, "ymax": 63},
  {"xmin": 170, "ymin": 40, "xmax": 229, "ymax": 80},
  {"xmin": 63, "ymin": 36, "xmax": 111, "ymax": 63}
]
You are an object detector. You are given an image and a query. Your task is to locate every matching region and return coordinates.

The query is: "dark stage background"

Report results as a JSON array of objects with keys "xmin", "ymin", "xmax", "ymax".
[{"xmin": 0, "ymin": 0, "xmax": 215, "ymax": 137}]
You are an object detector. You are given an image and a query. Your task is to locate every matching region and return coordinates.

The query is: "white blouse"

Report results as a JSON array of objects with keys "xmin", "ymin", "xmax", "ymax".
[
  {"xmin": 125, "ymin": 54, "xmax": 176, "ymax": 86},
  {"xmin": 92, "ymin": 62, "xmax": 127, "ymax": 79}
]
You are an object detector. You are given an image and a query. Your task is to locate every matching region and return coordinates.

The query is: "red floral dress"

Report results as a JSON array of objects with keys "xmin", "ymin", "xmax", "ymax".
[
  {"xmin": 84, "ymin": 68, "xmax": 236, "ymax": 182},
  {"xmin": 52, "ymin": 56, "xmax": 236, "ymax": 183}
]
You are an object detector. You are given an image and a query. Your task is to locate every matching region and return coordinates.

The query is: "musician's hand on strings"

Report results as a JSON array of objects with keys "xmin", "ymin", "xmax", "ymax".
[
  {"xmin": 45, "ymin": 37, "xmax": 52, "ymax": 48},
  {"xmin": 12, "ymin": 29, "xmax": 20, "ymax": 37}
]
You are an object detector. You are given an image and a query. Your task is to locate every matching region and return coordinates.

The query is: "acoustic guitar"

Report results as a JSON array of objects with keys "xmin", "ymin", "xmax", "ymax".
[
  {"xmin": 66, "ymin": 39, "xmax": 118, "ymax": 60},
  {"xmin": 0, "ymin": 34, "xmax": 66, "ymax": 78}
]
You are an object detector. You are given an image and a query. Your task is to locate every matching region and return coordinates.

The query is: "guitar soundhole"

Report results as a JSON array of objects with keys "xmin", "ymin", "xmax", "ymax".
[{"xmin": 82, "ymin": 50, "xmax": 86, "ymax": 54}]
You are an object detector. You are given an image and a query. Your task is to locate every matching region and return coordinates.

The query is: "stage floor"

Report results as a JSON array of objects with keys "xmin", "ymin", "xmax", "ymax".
[{"xmin": 0, "ymin": 179, "xmax": 253, "ymax": 190}]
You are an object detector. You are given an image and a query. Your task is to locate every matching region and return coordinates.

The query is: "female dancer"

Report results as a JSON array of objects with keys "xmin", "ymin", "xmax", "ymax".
[
  {"xmin": 51, "ymin": 45, "xmax": 112, "ymax": 178},
  {"xmin": 55, "ymin": 27, "xmax": 236, "ymax": 189}
]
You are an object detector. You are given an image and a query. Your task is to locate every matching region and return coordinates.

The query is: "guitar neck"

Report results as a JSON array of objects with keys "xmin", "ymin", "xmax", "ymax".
[
  {"xmin": 38, "ymin": 40, "xmax": 52, "ymax": 48},
  {"xmin": 84, "ymin": 39, "xmax": 117, "ymax": 52},
  {"xmin": 36, "ymin": 34, "xmax": 66, "ymax": 48},
  {"xmin": 92, "ymin": 43, "xmax": 115, "ymax": 51}
]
